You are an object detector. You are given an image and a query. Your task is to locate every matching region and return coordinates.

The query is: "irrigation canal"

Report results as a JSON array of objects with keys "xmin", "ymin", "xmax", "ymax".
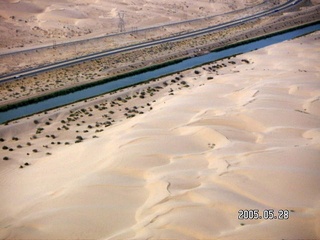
[{"xmin": 0, "ymin": 23, "xmax": 319, "ymax": 124}]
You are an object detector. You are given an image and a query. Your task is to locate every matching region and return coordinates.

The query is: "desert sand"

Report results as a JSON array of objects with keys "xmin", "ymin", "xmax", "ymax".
[
  {"xmin": 1, "ymin": 2, "xmax": 319, "ymax": 107},
  {"xmin": 0, "ymin": 0, "xmax": 274, "ymax": 78},
  {"xmin": 0, "ymin": 0, "xmax": 256, "ymax": 50},
  {"xmin": 0, "ymin": 27, "xmax": 319, "ymax": 239}
]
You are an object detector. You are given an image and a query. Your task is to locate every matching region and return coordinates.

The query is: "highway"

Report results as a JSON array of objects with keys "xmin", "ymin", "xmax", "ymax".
[{"xmin": 0, "ymin": 0, "xmax": 302, "ymax": 83}]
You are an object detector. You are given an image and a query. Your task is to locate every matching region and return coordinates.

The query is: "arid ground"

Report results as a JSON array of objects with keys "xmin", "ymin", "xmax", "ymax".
[
  {"xmin": 0, "ymin": 29, "xmax": 320, "ymax": 239},
  {"xmin": 0, "ymin": 0, "xmax": 320, "ymax": 239}
]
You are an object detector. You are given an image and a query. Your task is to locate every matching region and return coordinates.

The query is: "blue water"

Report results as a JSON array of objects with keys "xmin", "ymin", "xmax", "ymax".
[{"xmin": 1, "ymin": 23, "xmax": 319, "ymax": 123}]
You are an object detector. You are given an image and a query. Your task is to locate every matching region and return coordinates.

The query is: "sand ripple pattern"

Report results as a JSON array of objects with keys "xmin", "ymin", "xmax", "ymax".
[{"xmin": 0, "ymin": 31, "xmax": 319, "ymax": 240}]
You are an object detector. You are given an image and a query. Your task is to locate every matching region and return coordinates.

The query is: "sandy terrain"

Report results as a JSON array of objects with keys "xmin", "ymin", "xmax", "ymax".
[
  {"xmin": 0, "ymin": 27, "xmax": 319, "ymax": 239},
  {"xmin": 0, "ymin": 0, "xmax": 277, "ymax": 78},
  {"xmin": 1, "ymin": 2, "xmax": 319, "ymax": 109},
  {"xmin": 0, "ymin": 0, "xmax": 261, "ymax": 50}
]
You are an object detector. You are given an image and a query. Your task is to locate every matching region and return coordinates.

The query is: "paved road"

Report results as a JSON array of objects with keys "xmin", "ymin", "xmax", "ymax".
[{"xmin": 0, "ymin": 0, "xmax": 302, "ymax": 83}]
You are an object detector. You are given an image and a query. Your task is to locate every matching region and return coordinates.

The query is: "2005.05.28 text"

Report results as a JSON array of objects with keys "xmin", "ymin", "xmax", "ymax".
[{"xmin": 238, "ymin": 209, "xmax": 290, "ymax": 220}]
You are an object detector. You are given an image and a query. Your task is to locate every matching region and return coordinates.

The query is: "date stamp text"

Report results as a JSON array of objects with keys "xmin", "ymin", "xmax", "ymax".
[{"xmin": 238, "ymin": 209, "xmax": 290, "ymax": 220}]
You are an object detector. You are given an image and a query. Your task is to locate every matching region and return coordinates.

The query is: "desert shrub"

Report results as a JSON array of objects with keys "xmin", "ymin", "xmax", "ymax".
[
  {"xmin": 36, "ymin": 128, "xmax": 44, "ymax": 134},
  {"xmin": 3, "ymin": 156, "xmax": 9, "ymax": 161},
  {"xmin": 76, "ymin": 136, "xmax": 83, "ymax": 141}
]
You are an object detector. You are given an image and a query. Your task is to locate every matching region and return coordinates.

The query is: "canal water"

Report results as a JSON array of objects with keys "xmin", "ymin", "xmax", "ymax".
[{"xmin": 1, "ymin": 23, "xmax": 319, "ymax": 123}]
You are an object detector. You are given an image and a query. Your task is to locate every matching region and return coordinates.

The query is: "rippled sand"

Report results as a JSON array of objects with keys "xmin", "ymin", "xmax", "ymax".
[{"xmin": 0, "ymin": 31, "xmax": 319, "ymax": 239}]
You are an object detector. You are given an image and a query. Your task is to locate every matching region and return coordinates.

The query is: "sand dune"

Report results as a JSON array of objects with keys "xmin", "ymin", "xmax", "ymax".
[{"xmin": 0, "ymin": 31, "xmax": 320, "ymax": 239}]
